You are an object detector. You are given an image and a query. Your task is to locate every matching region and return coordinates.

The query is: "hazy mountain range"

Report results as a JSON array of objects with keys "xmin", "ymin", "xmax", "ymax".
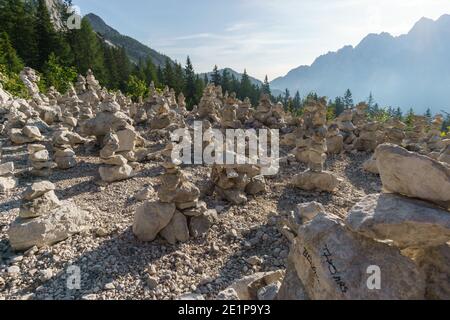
[
  {"xmin": 84, "ymin": 11, "xmax": 450, "ymax": 113},
  {"xmin": 271, "ymin": 14, "xmax": 450, "ymax": 114}
]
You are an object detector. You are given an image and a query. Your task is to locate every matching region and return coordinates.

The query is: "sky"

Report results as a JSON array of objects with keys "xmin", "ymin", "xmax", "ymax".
[{"xmin": 72, "ymin": 0, "xmax": 450, "ymax": 81}]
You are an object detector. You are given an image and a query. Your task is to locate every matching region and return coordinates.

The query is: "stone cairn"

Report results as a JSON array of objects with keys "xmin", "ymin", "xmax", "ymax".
[
  {"xmin": 133, "ymin": 160, "xmax": 217, "ymax": 244},
  {"xmin": 405, "ymin": 115, "xmax": 428, "ymax": 152},
  {"xmin": 335, "ymin": 109, "xmax": 356, "ymax": 151},
  {"xmin": 354, "ymin": 121, "xmax": 382, "ymax": 152},
  {"xmin": 426, "ymin": 114, "xmax": 444, "ymax": 152},
  {"xmin": 221, "ymin": 93, "xmax": 242, "ymax": 129},
  {"xmin": 7, "ymin": 181, "xmax": 89, "ymax": 251},
  {"xmin": 0, "ymin": 161, "xmax": 17, "ymax": 193},
  {"xmin": 326, "ymin": 123, "xmax": 344, "ymax": 154},
  {"xmin": 28, "ymin": 144, "xmax": 56, "ymax": 177},
  {"xmin": 279, "ymin": 143, "xmax": 450, "ymax": 300},
  {"xmin": 52, "ymin": 126, "xmax": 77, "ymax": 170},
  {"xmin": 292, "ymin": 98, "xmax": 340, "ymax": 192},
  {"xmin": 197, "ymin": 84, "xmax": 222, "ymax": 124},
  {"xmin": 211, "ymin": 163, "xmax": 267, "ymax": 205},
  {"xmin": 98, "ymin": 132, "xmax": 133, "ymax": 183},
  {"xmin": 384, "ymin": 118, "xmax": 407, "ymax": 145},
  {"xmin": 253, "ymin": 94, "xmax": 285, "ymax": 129}
]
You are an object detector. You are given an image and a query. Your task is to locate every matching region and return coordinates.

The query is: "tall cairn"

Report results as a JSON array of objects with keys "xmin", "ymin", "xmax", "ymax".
[{"xmin": 292, "ymin": 98, "xmax": 340, "ymax": 192}]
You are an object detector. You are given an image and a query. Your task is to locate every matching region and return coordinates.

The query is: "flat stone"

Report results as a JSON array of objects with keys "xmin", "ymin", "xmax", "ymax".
[{"xmin": 346, "ymin": 193, "xmax": 450, "ymax": 249}]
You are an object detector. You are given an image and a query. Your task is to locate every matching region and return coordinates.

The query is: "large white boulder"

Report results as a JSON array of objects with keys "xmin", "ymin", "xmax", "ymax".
[
  {"xmin": 376, "ymin": 144, "xmax": 450, "ymax": 209},
  {"xmin": 346, "ymin": 194, "xmax": 450, "ymax": 249}
]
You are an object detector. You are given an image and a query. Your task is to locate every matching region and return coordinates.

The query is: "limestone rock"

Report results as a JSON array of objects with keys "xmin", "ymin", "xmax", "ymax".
[
  {"xmin": 23, "ymin": 181, "xmax": 56, "ymax": 201},
  {"xmin": 295, "ymin": 201, "xmax": 325, "ymax": 223},
  {"xmin": 290, "ymin": 212, "xmax": 425, "ymax": 299},
  {"xmin": 20, "ymin": 190, "xmax": 61, "ymax": 219},
  {"xmin": 292, "ymin": 170, "xmax": 340, "ymax": 192},
  {"xmin": 346, "ymin": 194, "xmax": 450, "ymax": 249},
  {"xmin": 132, "ymin": 201, "xmax": 176, "ymax": 242},
  {"xmin": 189, "ymin": 210, "xmax": 218, "ymax": 238},
  {"xmin": 99, "ymin": 164, "xmax": 133, "ymax": 183},
  {"xmin": 0, "ymin": 176, "xmax": 18, "ymax": 193},
  {"xmin": 376, "ymin": 144, "xmax": 450, "ymax": 209},
  {"xmin": 8, "ymin": 201, "xmax": 90, "ymax": 251},
  {"xmin": 160, "ymin": 211, "xmax": 190, "ymax": 244}
]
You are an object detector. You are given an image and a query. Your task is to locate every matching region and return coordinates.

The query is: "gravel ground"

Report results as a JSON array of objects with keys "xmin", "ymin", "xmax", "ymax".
[{"xmin": 0, "ymin": 139, "xmax": 381, "ymax": 300}]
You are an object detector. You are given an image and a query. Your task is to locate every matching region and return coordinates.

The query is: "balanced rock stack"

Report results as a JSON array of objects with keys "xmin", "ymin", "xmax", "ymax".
[
  {"xmin": 279, "ymin": 143, "xmax": 450, "ymax": 300},
  {"xmin": 426, "ymin": 115, "xmax": 444, "ymax": 152},
  {"xmin": 211, "ymin": 163, "xmax": 267, "ymax": 205},
  {"xmin": 405, "ymin": 115, "xmax": 428, "ymax": 152},
  {"xmin": 7, "ymin": 181, "xmax": 90, "ymax": 251},
  {"xmin": 98, "ymin": 133, "xmax": 133, "ymax": 183},
  {"xmin": 354, "ymin": 121, "xmax": 382, "ymax": 152},
  {"xmin": 28, "ymin": 144, "xmax": 56, "ymax": 177},
  {"xmin": 335, "ymin": 109, "xmax": 356, "ymax": 151},
  {"xmin": 0, "ymin": 161, "xmax": 17, "ymax": 193},
  {"xmin": 352, "ymin": 103, "xmax": 368, "ymax": 133},
  {"xmin": 133, "ymin": 161, "xmax": 217, "ymax": 244},
  {"xmin": 253, "ymin": 94, "xmax": 285, "ymax": 128},
  {"xmin": 221, "ymin": 94, "xmax": 242, "ymax": 129},
  {"xmin": 384, "ymin": 118, "xmax": 407, "ymax": 145},
  {"xmin": 326, "ymin": 123, "xmax": 344, "ymax": 154},
  {"xmin": 292, "ymin": 98, "xmax": 340, "ymax": 192},
  {"xmin": 236, "ymin": 97, "xmax": 253, "ymax": 124},
  {"xmin": 197, "ymin": 84, "xmax": 222, "ymax": 124},
  {"xmin": 10, "ymin": 124, "xmax": 43, "ymax": 145}
]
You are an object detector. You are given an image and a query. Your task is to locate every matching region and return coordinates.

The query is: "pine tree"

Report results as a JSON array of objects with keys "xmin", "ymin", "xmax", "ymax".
[
  {"xmin": 211, "ymin": 65, "xmax": 221, "ymax": 86},
  {"xmin": 343, "ymin": 89, "xmax": 354, "ymax": 109},
  {"xmin": 283, "ymin": 89, "xmax": 290, "ymax": 108},
  {"xmin": 334, "ymin": 97, "xmax": 345, "ymax": 116},
  {"xmin": 405, "ymin": 108, "xmax": 415, "ymax": 127},
  {"xmin": 239, "ymin": 69, "xmax": 253, "ymax": 101},
  {"xmin": 0, "ymin": 31, "xmax": 24, "ymax": 74},
  {"xmin": 394, "ymin": 107, "xmax": 403, "ymax": 119},
  {"xmin": 0, "ymin": 0, "xmax": 38, "ymax": 67},
  {"xmin": 35, "ymin": 0, "xmax": 72, "ymax": 69},
  {"xmin": 184, "ymin": 56, "xmax": 197, "ymax": 108},
  {"xmin": 293, "ymin": 91, "xmax": 301, "ymax": 110},
  {"xmin": 68, "ymin": 18, "xmax": 105, "ymax": 84},
  {"xmin": 424, "ymin": 108, "xmax": 432, "ymax": 119},
  {"xmin": 262, "ymin": 75, "xmax": 271, "ymax": 95},
  {"xmin": 203, "ymin": 74, "xmax": 209, "ymax": 85},
  {"xmin": 221, "ymin": 68, "xmax": 231, "ymax": 93},
  {"xmin": 172, "ymin": 62, "xmax": 185, "ymax": 95}
]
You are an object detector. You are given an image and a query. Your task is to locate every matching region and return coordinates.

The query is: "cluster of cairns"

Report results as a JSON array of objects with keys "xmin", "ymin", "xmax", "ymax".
[
  {"xmin": 278, "ymin": 143, "xmax": 450, "ymax": 300},
  {"xmin": 292, "ymin": 98, "xmax": 341, "ymax": 192},
  {"xmin": 1, "ymin": 66, "xmax": 450, "ymax": 300},
  {"xmin": 133, "ymin": 160, "xmax": 217, "ymax": 244}
]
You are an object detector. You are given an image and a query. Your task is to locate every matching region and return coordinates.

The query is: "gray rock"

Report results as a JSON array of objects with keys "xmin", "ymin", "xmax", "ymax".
[
  {"xmin": 8, "ymin": 201, "xmax": 90, "ymax": 251},
  {"xmin": 160, "ymin": 211, "xmax": 190, "ymax": 244},
  {"xmin": 132, "ymin": 201, "xmax": 176, "ymax": 242},
  {"xmin": 346, "ymin": 194, "xmax": 450, "ymax": 249},
  {"xmin": 290, "ymin": 211, "xmax": 426, "ymax": 299},
  {"xmin": 376, "ymin": 143, "xmax": 450, "ymax": 209}
]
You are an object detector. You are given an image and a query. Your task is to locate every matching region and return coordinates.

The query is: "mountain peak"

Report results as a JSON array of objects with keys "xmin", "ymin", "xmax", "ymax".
[{"xmin": 84, "ymin": 13, "xmax": 172, "ymax": 66}]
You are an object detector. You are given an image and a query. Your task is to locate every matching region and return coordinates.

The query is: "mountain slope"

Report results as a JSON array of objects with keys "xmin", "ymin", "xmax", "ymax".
[
  {"xmin": 271, "ymin": 14, "xmax": 450, "ymax": 113},
  {"xmin": 84, "ymin": 13, "xmax": 173, "ymax": 66}
]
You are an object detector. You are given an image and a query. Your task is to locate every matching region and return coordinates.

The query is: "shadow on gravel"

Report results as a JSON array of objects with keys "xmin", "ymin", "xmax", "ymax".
[
  {"xmin": 205, "ymin": 223, "xmax": 289, "ymax": 296},
  {"xmin": 344, "ymin": 152, "xmax": 381, "ymax": 194},
  {"xmin": 17, "ymin": 227, "xmax": 180, "ymax": 300}
]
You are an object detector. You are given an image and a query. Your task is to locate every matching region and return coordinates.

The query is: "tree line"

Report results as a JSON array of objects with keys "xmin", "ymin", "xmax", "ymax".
[{"xmin": 0, "ymin": 0, "xmax": 448, "ymax": 132}]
